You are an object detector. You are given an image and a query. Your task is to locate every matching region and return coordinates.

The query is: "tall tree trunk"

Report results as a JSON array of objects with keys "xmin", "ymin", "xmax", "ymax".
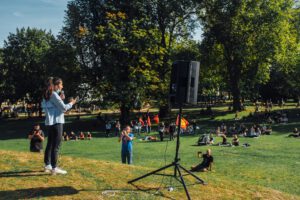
[
  {"xmin": 228, "ymin": 59, "xmax": 242, "ymax": 111},
  {"xmin": 120, "ymin": 103, "xmax": 131, "ymax": 127},
  {"xmin": 230, "ymin": 78, "xmax": 242, "ymax": 111}
]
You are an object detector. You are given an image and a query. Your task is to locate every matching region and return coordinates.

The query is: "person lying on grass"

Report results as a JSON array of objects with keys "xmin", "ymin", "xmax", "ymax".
[
  {"xmin": 288, "ymin": 128, "xmax": 299, "ymax": 138},
  {"xmin": 191, "ymin": 149, "xmax": 213, "ymax": 172}
]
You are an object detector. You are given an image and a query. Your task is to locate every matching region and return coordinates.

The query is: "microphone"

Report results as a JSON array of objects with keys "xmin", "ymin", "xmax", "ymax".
[{"xmin": 60, "ymin": 90, "xmax": 65, "ymax": 100}]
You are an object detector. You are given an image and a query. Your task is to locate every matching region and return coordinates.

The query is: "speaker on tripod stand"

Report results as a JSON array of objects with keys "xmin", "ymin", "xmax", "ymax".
[
  {"xmin": 170, "ymin": 61, "xmax": 200, "ymax": 105},
  {"xmin": 128, "ymin": 61, "xmax": 205, "ymax": 200}
]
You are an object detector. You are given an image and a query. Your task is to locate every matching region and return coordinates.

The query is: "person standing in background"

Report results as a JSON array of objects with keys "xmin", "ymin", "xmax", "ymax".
[{"xmin": 119, "ymin": 126, "xmax": 134, "ymax": 164}]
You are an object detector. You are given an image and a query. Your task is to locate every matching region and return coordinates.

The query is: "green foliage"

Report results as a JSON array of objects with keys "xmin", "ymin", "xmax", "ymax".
[
  {"xmin": 43, "ymin": 38, "xmax": 82, "ymax": 99},
  {"xmin": 2, "ymin": 28, "xmax": 54, "ymax": 104},
  {"xmin": 146, "ymin": 0, "xmax": 200, "ymax": 110},
  {"xmin": 199, "ymin": 0, "xmax": 299, "ymax": 109},
  {"xmin": 96, "ymin": 6, "xmax": 164, "ymax": 123},
  {"xmin": 62, "ymin": 0, "xmax": 200, "ymax": 121},
  {"xmin": 1, "ymin": 28, "xmax": 81, "ymax": 107}
]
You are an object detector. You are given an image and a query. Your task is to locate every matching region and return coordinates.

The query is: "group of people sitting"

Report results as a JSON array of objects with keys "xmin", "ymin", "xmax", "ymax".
[
  {"xmin": 266, "ymin": 111, "xmax": 289, "ymax": 124},
  {"xmin": 197, "ymin": 122, "xmax": 272, "ymax": 147},
  {"xmin": 63, "ymin": 131, "xmax": 92, "ymax": 141},
  {"xmin": 197, "ymin": 133, "xmax": 244, "ymax": 147},
  {"xmin": 216, "ymin": 123, "xmax": 272, "ymax": 138},
  {"xmin": 248, "ymin": 110, "xmax": 289, "ymax": 124}
]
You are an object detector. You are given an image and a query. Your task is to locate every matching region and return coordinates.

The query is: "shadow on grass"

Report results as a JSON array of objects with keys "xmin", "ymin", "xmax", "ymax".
[
  {"xmin": 81, "ymin": 187, "xmax": 175, "ymax": 200},
  {"xmin": 129, "ymin": 181, "xmax": 204, "ymax": 200},
  {"xmin": 0, "ymin": 186, "xmax": 78, "ymax": 199},
  {"xmin": 126, "ymin": 184, "xmax": 176, "ymax": 200},
  {"xmin": 0, "ymin": 170, "xmax": 49, "ymax": 177}
]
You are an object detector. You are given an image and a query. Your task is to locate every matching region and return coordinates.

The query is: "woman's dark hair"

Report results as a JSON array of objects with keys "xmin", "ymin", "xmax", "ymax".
[
  {"xmin": 52, "ymin": 77, "xmax": 62, "ymax": 86},
  {"xmin": 43, "ymin": 77, "xmax": 62, "ymax": 100},
  {"xmin": 43, "ymin": 77, "xmax": 54, "ymax": 100}
]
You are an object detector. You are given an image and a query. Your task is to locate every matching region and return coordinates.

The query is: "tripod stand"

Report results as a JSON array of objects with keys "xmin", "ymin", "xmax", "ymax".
[{"xmin": 128, "ymin": 103, "xmax": 206, "ymax": 200}]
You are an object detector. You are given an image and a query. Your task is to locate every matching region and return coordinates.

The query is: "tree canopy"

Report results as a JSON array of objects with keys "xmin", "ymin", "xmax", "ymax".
[{"xmin": 0, "ymin": 0, "xmax": 300, "ymax": 120}]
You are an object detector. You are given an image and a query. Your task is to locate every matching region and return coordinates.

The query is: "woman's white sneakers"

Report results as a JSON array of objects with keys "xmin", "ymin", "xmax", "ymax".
[
  {"xmin": 44, "ymin": 165, "xmax": 52, "ymax": 173},
  {"xmin": 44, "ymin": 165, "xmax": 67, "ymax": 175},
  {"xmin": 51, "ymin": 167, "xmax": 67, "ymax": 175}
]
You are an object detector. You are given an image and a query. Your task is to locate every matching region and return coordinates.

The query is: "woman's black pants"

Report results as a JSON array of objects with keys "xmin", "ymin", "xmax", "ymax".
[{"xmin": 44, "ymin": 123, "xmax": 63, "ymax": 168}]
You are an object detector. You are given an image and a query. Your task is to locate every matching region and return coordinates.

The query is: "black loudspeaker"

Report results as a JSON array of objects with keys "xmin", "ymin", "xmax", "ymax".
[{"xmin": 169, "ymin": 61, "xmax": 200, "ymax": 105}]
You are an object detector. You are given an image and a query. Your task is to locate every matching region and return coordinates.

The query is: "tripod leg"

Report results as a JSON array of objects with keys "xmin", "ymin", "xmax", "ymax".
[
  {"xmin": 128, "ymin": 162, "xmax": 174, "ymax": 184},
  {"xmin": 176, "ymin": 165, "xmax": 191, "ymax": 200},
  {"xmin": 178, "ymin": 165, "xmax": 206, "ymax": 184}
]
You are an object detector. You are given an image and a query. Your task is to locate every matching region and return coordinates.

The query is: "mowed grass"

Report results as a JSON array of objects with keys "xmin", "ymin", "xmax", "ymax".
[{"xmin": 0, "ymin": 105, "xmax": 300, "ymax": 199}]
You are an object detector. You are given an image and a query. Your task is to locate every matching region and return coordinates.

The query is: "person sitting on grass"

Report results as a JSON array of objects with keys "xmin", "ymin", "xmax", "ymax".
[
  {"xmin": 63, "ymin": 132, "xmax": 69, "ymax": 141},
  {"xmin": 232, "ymin": 135, "xmax": 239, "ymax": 146},
  {"xmin": 246, "ymin": 126, "xmax": 259, "ymax": 138},
  {"xmin": 87, "ymin": 132, "xmax": 92, "ymax": 140},
  {"xmin": 218, "ymin": 134, "xmax": 230, "ymax": 146},
  {"xmin": 28, "ymin": 124, "xmax": 45, "ymax": 153},
  {"xmin": 255, "ymin": 126, "xmax": 261, "ymax": 136},
  {"xmin": 191, "ymin": 149, "xmax": 213, "ymax": 172},
  {"xmin": 79, "ymin": 132, "xmax": 85, "ymax": 140},
  {"xmin": 265, "ymin": 126, "xmax": 272, "ymax": 135},
  {"xmin": 209, "ymin": 133, "xmax": 214, "ymax": 144},
  {"xmin": 69, "ymin": 131, "xmax": 77, "ymax": 141},
  {"xmin": 261, "ymin": 125, "xmax": 272, "ymax": 135},
  {"xmin": 216, "ymin": 126, "xmax": 221, "ymax": 136},
  {"xmin": 241, "ymin": 128, "xmax": 248, "ymax": 137},
  {"xmin": 198, "ymin": 134, "xmax": 210, "ymax": 146},
  {"xmin": 288, "ymin": 128, "xmax": 299, "ymax": 137}
]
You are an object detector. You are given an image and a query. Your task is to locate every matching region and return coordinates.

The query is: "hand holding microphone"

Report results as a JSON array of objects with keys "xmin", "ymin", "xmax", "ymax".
[{"xmin": 60, "ymin": 90, "xmax": 65, "ymax": 100}]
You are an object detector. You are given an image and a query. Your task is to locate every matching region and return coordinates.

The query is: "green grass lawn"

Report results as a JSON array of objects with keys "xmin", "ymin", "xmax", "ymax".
[{"xmin": 0, "ymin": 105, "xmax": 299, "ymax": 199}]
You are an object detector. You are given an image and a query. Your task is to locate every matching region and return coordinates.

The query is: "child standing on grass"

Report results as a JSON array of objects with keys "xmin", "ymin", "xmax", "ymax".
[{"xmin": 119, "ymin": 126, "xmax": 134, "ymax": 164}]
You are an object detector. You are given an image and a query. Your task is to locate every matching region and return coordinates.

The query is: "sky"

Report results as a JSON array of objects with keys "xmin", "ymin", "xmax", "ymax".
[
  {"xmin": 0, "ymin": 0, "xmax": 69, "ymax": 47},
  {"xmin": 0, "ymin": 0, "xmax": 202, "ymax": 47}
]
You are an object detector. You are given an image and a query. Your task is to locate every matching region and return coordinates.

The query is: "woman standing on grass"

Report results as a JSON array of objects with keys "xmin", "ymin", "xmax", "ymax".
[{"xmin": 42, "ymin": 77, "xmax": 76, "ymax": 175}]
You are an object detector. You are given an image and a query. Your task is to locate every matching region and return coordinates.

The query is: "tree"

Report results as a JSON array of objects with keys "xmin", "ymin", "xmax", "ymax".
[
  {"xmin": 62, "ymin": 0, "xmax": 202, "ymax": 121},
  {"xmin": 2, "ymin": 28, "xmax": 81, "ymax": 116},
  {"xmin": 147, "ymin": 0, "xmax": 200, "ymax": 116},
  {"xmin": 199, "ymin": 0, "xmax": 299, "ymax": 110},
  {"xmin": 62, "ymin": 0, "xmax": 108, "ymax": 100},
  {"xmin": 0, "ymin": 48, "xmax": 8, "ymax": 106},
  {"xmin": 96, "ymin": 2, "xmax": 164, "ymax": 124},
  {"xmin": 2, "ymin": 28, "xmax": 54, "ymax": 106},
  {"xmin": 43, "ymin": 37, "xmax": 82, "ymax": 100}
]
